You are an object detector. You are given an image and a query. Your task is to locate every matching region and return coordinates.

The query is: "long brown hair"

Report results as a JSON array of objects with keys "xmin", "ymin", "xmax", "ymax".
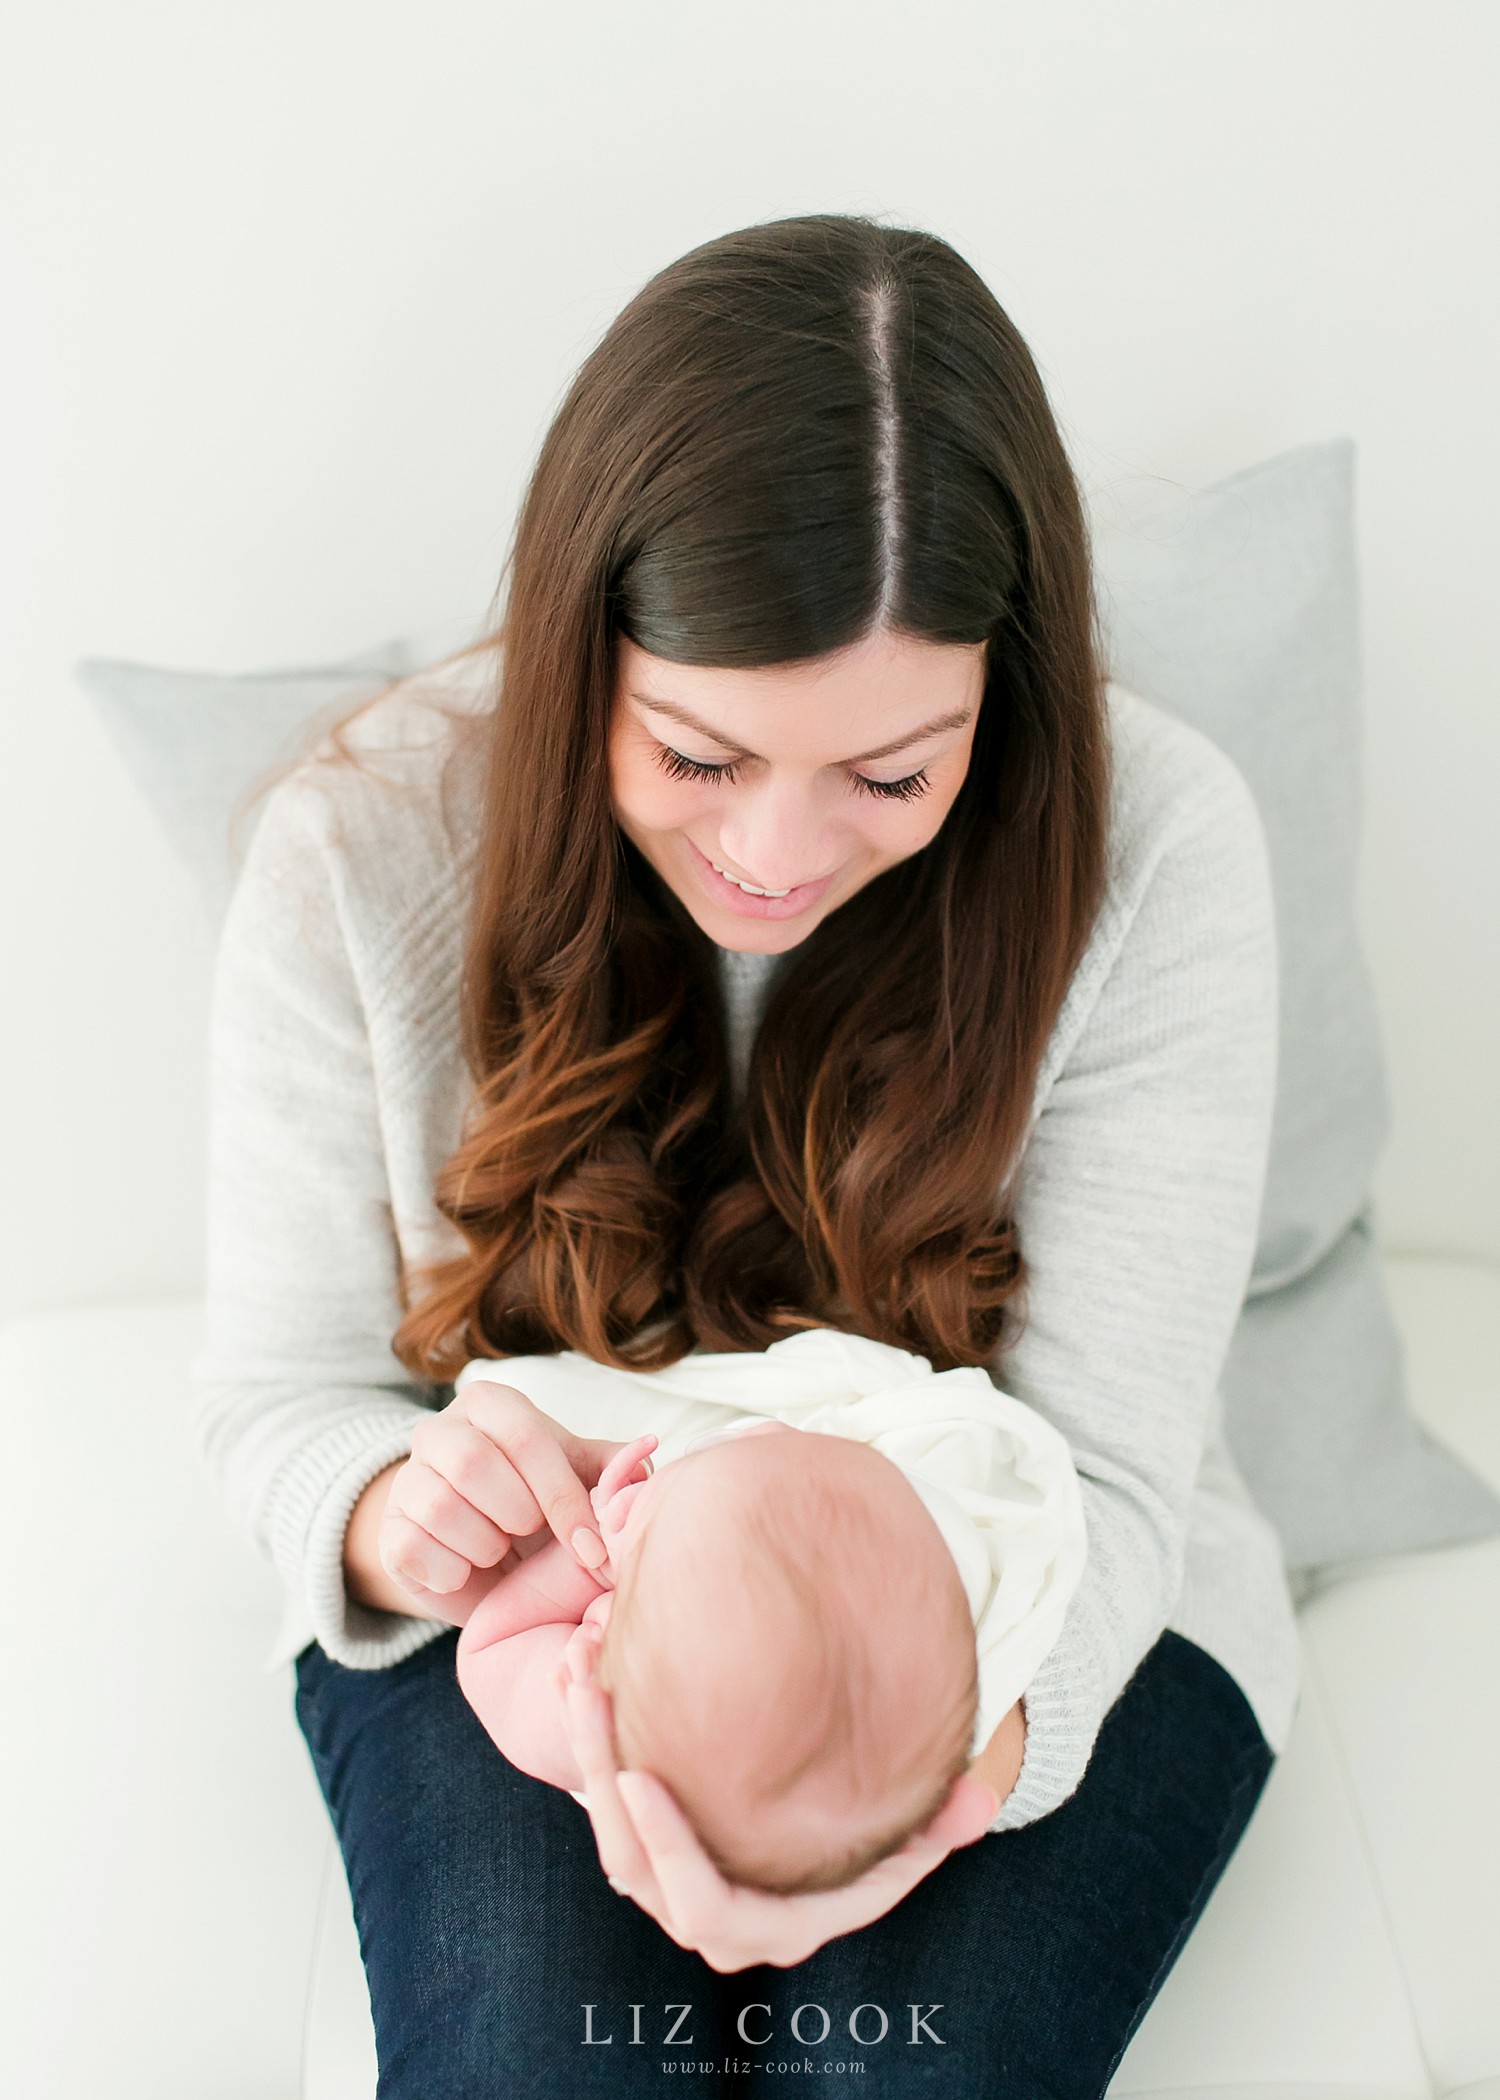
[{"xmin": 394, "ymin": 214, "xmax": 1110, "ymax": 1379}]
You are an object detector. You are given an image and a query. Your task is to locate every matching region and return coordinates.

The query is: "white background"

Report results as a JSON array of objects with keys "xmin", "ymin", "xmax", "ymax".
[{"xmin": 1, "ymin": 0, "xmax": 1496, "ymax": 1319}]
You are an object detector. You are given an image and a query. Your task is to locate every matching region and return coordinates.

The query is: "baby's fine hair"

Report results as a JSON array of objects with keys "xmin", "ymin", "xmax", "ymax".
[{"xmin": 597, "ymin": 1437, "xmax": 979, "ymax": 1894}]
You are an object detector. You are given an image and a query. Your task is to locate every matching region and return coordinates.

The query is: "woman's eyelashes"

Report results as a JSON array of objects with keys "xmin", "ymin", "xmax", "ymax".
[
  {"xmin": 853, "ymin": 767, "xmax": 931, "ymax": 802},
  {"xmin": 654, "ymin": 744, "xmax": 931, "ymax": 802}
]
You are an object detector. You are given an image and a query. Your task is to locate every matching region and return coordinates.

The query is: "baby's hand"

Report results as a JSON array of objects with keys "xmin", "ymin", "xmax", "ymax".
[{"xmin": 587, "ymin": 1434, "xmax": 658, "ymax": 1583}]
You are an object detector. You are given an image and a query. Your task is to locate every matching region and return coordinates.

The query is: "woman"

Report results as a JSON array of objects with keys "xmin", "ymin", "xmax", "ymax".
[{"xmin": 196, "ymin": 215, "xmax": 1298, "ymax": 2095}]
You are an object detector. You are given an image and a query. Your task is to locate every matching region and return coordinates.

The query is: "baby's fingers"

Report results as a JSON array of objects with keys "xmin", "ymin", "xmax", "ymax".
[
  {"xmin": 597, "ymin": 1477, "xmax": 650, "ymax": 1551},
  {"xmin": 595, "ymin": 1434, "xmax": 658, "ymax": 1504}
]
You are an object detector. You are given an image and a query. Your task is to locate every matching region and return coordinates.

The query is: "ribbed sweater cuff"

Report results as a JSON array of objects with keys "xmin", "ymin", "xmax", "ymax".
[
  {"xmin": 265, "ymin": 1398, "xmax": 449, "ymax": 1671},
  {"xmin": 987, "ymin": 1621, "xmax": 1109, "ymax": 1832}
]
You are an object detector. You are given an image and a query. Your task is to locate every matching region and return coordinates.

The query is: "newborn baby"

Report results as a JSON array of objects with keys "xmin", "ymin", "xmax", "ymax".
[{"xmin": 454, "ymin": 1330, "xmax": 1085, "ymax": 1896}]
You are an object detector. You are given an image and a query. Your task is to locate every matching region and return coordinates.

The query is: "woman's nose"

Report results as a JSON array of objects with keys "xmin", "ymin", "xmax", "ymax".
[{"xmin": 716, "ymin": 782, "xmax": 833, "ymax": 890}]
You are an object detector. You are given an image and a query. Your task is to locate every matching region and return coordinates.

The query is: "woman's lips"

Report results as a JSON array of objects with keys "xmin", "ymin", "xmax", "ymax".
[{"xmin": 687, "ymin": 837, "xmax": 834, "ymax": 921}]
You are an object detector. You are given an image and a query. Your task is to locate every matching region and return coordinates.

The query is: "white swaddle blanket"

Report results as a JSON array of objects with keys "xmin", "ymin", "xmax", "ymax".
[{"xmin": 457, "ymin": 1327, "xmax": 1087, "ymax": 1757}]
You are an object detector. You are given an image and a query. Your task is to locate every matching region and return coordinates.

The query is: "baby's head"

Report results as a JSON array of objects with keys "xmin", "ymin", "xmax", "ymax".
[{"xmin": 595, "ymin": 1424, "xmax": 978, "ymax": 1895}]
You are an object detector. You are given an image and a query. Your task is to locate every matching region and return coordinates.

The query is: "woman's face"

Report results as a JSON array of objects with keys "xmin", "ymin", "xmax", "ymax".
[{"xmin": 607, "ymin": 626, "xmax": 987, "ymax": 952}]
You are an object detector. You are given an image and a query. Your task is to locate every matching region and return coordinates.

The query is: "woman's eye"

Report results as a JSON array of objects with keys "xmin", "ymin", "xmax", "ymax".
[
  {"xmin": 655, "ymin": 744, "xmax": 930, "ymax": 802},
  {"xmin": 850, "ymin": 768, "xmax": 931, "ymax": 803},
  {"xmin": 657, "ymin": 745, "xmax": 739, "ymax": 786}
]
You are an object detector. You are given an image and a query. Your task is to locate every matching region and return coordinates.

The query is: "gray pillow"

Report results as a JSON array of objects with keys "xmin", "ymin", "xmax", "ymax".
[
  {"xmin": 77, "ymin": 623, "xmax": 476, "ymax": 922},
  {"xmin": 78, "ymin": 442, "xmax": 1500, "ymax": 1571},
  {"xmin": 1094, "ymin": 438, "xmax": 1499, "ymax": 1568}
]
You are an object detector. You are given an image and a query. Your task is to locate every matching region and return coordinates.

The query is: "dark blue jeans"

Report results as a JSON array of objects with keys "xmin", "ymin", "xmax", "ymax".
[{"xmin": 295, "ymin": 1627, "xmax": 1272, "ymax": 2097}]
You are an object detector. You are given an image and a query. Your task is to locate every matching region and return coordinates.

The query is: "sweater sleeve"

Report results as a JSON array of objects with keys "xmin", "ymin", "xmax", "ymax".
[
  {"xmin": 190, "ymin": 770, "xmax": 451, "ymax": 1671},
  {"xmin": 987, "ymin": 738, "xmax": 1280, "ymax": 1831}
]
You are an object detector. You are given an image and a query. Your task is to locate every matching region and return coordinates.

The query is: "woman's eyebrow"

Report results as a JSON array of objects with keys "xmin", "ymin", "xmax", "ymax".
[{"xmin": 631, "ymin": 693, "xmax": 973, "ymax": 765}]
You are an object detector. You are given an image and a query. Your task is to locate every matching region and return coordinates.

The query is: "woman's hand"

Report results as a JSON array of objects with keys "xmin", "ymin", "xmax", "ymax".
[
  {"xmin": 372, "ymin": 1381, "xmax": 656, "ymax": 1626},
  {"xmin": 558, "ymin": 1626, "xmax": 1001, "ymax": 1974}
]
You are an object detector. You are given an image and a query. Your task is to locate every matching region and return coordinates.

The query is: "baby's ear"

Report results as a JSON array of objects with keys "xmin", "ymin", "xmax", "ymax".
[{"xmin": 581, "ymin": 1589, "xmax": 614, "ymax": 1633}]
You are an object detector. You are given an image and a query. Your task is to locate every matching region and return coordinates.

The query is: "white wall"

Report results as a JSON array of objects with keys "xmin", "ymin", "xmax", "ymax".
[{"xmin": 2, "ymin": 0, "xmax": 1497, "ymax": 1318}]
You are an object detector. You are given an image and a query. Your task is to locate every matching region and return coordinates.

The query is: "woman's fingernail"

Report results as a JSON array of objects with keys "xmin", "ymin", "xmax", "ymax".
[{"xmin": 573, "ymin": 1526, "xmax": 608, "ymax": 1568}]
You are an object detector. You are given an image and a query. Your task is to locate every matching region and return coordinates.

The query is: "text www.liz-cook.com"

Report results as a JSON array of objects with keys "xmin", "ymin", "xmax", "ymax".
[{"xmin": 660, "ymin": 2057, "xmax": 865, "ymax": 2075}]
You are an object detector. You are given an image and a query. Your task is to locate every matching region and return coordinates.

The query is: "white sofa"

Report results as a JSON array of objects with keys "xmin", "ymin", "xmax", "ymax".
[{"xmin": 3, "ymin": 1252, "xmax": 1496, "ymax": 2098}]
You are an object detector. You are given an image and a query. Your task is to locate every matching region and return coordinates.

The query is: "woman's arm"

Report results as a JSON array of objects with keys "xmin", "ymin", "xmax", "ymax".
[
  {"xmin": 194, "ymin": 762, "xmax": 657, "ymax": 1667},
  {"xmin": 988, "ymin": 718, "xmax": 1280, "ymax": 1830},
  {"xmin": 192, "ymin": 770, "xmax": 449, "ymax": 1669}
]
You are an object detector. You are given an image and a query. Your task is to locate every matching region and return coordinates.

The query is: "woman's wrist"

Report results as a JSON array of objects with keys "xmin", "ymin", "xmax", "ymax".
[
  {"xmin": 968, "ymin": 1699, "xmax": 1027, "ymax": 1813},
  {"xmin": 344, "ymin": 1459, "xmax": 428, "ymax": 1617}
]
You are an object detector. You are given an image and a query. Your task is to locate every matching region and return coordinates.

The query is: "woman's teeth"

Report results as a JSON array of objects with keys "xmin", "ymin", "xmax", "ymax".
[{"xmin": 710, "ymin": 860, "xmax": 792, "ymax": 898}]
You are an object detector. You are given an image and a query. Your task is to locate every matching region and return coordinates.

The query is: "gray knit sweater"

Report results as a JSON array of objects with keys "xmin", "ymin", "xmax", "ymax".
[{"xmin": 193, "ymin": 653, "xmax": 1299, "ymax": 1832}]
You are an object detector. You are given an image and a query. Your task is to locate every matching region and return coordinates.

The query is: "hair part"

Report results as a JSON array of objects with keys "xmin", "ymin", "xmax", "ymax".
[{"xmin": 865, "ymin": 277, "xmax": 902, "ymax": 627}]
